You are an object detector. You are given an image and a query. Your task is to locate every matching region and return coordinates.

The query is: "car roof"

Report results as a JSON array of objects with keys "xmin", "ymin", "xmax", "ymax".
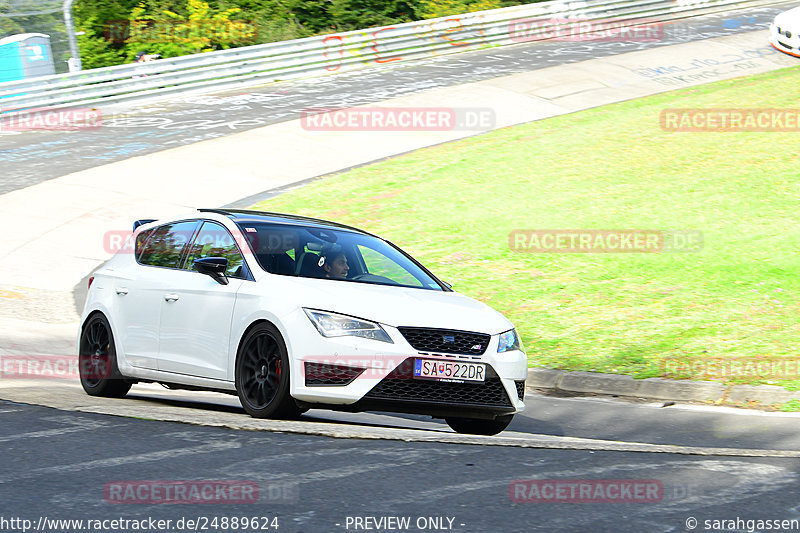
[
  {"xmin": 776, "ymin": 5, "xmax": 800, "ymax": 22},
  {"xmin": 197, "ymin": 208, "xmax": 374, "ymax": 237}
]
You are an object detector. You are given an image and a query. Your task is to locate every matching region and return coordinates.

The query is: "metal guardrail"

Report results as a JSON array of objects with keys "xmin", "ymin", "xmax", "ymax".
[{"xmin": 0, "ymin": 0, "xmax": 776, "ymax": 113}]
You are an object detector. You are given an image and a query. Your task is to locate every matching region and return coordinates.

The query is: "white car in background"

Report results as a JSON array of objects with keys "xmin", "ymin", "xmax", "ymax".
[
  {"xmin": 770, "ymin": 5, "xmax": 800, "ymax": 57},
  {"xmin": 79, "ymin": 209, "xmax": 528, "ymax": 435}
]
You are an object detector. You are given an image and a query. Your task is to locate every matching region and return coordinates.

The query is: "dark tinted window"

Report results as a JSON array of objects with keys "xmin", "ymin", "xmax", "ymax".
[
  {"xmin": 135, "ymin": 229, "xmax": 152, "ymax": 262},
  {"xmin": 138, "ymin": 220, "xmax": 199, "ymax": 269},
  {"xmin": 240, "ymin": 224, "xmax": 299, "ymax": 276},
  {"xmin": 184, "ymin": 221, "xmax": 246, "ymax": 278},
  {"xmin": 236, "ymin": 222, "xmax": 443, "ymax": 290}
]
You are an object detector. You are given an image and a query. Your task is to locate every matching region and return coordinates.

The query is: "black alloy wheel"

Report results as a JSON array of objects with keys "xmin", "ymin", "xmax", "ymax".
[
  {"xmin": 235, "ymin": 322, "xmax": 300, "ymax": 419},
  {"xmin": 78, "ymin": 314, "xmax": 132, "ymax": 398}
]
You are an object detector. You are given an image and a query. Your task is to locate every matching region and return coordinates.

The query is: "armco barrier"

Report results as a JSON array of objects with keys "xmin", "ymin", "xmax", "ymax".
[{"xmin": 0, "ymin": 0, "xmax": 775, "ymax": 114}]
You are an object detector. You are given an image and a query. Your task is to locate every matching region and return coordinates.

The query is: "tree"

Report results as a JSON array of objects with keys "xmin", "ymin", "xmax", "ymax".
[
  {"xmin": 0, "ymin": 0, "xmax": 26, "ymax": 36},
  {"xmin": 416, "ymin": 0, "xmax": 503, "ymax": 19},
  {"xmin": 76, "ymin": 16, "xmax": 126, "ymax": 68},
  {"xmin": 124, "ymin": 0, "xmax": 257, "ymax": 58},
  {"xmin": 284, "ymin": 0, "xmax": 331, "ymax": 33},
  {"xmin": 329, "ymin": 0, "xmax": 417, "ymax": 31}
]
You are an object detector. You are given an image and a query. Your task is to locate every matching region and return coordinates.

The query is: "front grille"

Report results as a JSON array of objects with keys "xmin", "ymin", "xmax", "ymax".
[
  {"xmin": 363, "ymin": 358, "xmax": 511, "ymax": 408},
  {"xmin": 515, "ymin": 380, "xmax": 526, "ymax": 400},
  {"xmin": 398, "ymin": 327, "xmax": 490, "ymax": 356},
  {"xmin": 304, "ymin": 362, "xmax": 364, "ymax": 386}
]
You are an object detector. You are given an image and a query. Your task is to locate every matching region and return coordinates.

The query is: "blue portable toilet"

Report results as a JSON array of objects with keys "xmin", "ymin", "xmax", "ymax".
[{"xmin": 0, "ymin": 33, "xmax": 56, "ymax": 83}]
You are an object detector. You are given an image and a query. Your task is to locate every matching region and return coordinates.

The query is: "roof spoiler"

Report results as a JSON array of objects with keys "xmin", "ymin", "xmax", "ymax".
[{"xmin": 133, "ymin": 219, "xmax": 157, "ymax": 231}]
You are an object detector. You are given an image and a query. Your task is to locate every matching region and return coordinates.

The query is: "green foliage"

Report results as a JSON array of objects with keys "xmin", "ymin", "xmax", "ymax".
[
  {"xmin": 1, "ymin": 11, "xmax": 69, "ymax": 66},
  {"xmin": 123, "ymin": 0, "xmax": 257, "ymax": 58},
  {"xmin": 329, "ymin": 0, "xmax": 417, "ymax": 30},
  {"xmin": 417, "ymin": 0, "xmax": 503, "ymax": 20},
  {"xmin": 70, "ymin": 0, "xmax": 544, "ymax": 68},
  {"xmin": 76, "ymin": 16, "xmax": 127, "ymax": 68},
  {"xmin": 780, "ymin": 400, "xmax": 800, "ymax": 412},
  {"xmin": 0, "ymin": 18, "xmax": 26, "ymax": 40},
  {"xmin": 0, "ymin": 0, "xmax": 26, "ymax": 36},
  {"xmin": 249, "ymin": 66, "xmax": 800, "ymax": 387},
  {"xmin": 284, "ymin": 0, "xmax": 332, "ymax": 33}
]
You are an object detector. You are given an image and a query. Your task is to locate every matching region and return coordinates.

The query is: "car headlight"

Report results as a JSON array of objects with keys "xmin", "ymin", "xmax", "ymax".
[
  {"xmin": 497, "ymin": 328, "xmax": 522, "ymax": 353},
  {"xmin": 303, "ymin": 309, "xmax": 393, "ymax": 343}
]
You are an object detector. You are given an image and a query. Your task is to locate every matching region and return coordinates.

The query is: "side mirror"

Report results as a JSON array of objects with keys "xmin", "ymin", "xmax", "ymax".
[{"xmin": 194, "ymin": 257, "xmax": 229, "ymax": 285}]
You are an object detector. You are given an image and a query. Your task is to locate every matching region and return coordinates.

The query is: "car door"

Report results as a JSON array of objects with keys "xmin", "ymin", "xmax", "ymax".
[
  {"xmin": 114, "ymin": 220, "xmax": 200, "ymax": 370},
  {"xmin": 157, "ymin": 220, "xmax": 246, "ymax": 380}
]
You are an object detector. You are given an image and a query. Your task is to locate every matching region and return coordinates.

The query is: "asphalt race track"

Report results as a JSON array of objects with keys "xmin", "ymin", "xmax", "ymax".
[
  {"xmin": 0, "ymin": 5, "xmax": 791, "ymax": 194},
  {"xmin": 2, "ymin": 400, "xmax": 800, "ymax": 532},
  {"xmin": 2, "ymin": 4, "xmax": 800, "ymax": 532}
]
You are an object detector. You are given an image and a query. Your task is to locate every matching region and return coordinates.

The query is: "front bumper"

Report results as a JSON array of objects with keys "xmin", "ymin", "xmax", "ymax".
[
  {"xmin": 770, "ymin": 23, "xmax": 800, "ymax": 57},
  {"xmin": 288, "ymin": 323, "xmax": 527, "ymax": 417}
]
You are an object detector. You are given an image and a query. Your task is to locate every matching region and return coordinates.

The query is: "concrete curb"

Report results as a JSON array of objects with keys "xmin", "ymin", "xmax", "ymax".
[
  {"xmin": 527, "ymin": 368, "xmax": 800, "ymax": 407},
  {"xmin": 4, "ymin": 382, "xmax": 800, "ymax": 456}
]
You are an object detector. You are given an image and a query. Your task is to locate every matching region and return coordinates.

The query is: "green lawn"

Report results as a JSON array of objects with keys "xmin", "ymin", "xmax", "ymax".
[{"xmin": 253, "ymin": 66, "xmax": 800, "ymax": 389}]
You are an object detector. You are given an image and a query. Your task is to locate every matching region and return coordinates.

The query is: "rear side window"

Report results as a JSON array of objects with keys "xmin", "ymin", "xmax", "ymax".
[
  {"xmin": 138, "ymin": 221, "xmax": 199, "ymax": 269},
  {"xmin": 242, "ymin": 226, "xmax": 299, "ymax": 276},
  {"xmin": 184, "ymin": 221, "xmax": 246, "ymax": 278},
  {"xmin": 135, "ymin": 229, "xmax": 152, "ymax": 261}
]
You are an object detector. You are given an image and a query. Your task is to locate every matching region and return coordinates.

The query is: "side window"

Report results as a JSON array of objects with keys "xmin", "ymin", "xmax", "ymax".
[
  {"xmin": 357, "ymin": 245, "xmax": 423, "ymax": 287},
  {"xmin": 184, "ymin": 221, "xmax": 246, "ymax": 278},
  {"xmin": 135, "ymin": 229, "xmax": 152, "ymax": 262},
  {"xmin": 138, "ymin": 221, "xmax": 199, "ymax": 269},
  {"xmin": 246, "ymin": 227, "xmax": 298, "ymax": 276}
]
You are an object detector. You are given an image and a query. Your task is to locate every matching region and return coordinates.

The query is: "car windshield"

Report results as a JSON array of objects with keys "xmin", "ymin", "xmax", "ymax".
[{"xmin": 235, "ymin": 222, "xmax": 444, "ymax": 291}]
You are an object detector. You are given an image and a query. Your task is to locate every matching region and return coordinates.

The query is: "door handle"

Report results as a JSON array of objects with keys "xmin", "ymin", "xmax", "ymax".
[
  {"xmin": 115, "ymin": 287, "xmax": 128, "ymax": 295},
  {"xmin": 164, "ymin": 293, "xmax": 180, "ymax": 302}
]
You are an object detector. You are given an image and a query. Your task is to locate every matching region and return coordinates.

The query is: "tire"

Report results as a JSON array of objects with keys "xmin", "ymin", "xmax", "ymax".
[
  {"xmin": 445, "ymin": 414, "xmax": 514, "ymax": 436},
  {"xmin": 79, "ymin": 314, "xmax": 132, "ymax": 398},
  {"xmin": 235, "ymin": 322, "xmax": 300, "ymax": 419}
]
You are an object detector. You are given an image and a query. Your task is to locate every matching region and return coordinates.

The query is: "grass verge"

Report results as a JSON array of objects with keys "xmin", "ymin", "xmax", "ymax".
[{"xmin": 252, "ymin": 66, "xmax": 800, "ymax": 387}]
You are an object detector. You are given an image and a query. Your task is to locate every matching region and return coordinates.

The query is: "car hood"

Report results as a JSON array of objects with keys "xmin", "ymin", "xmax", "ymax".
[
  {"xmin": 265, "ymin": 276, "xmax": 514, "ymax": 335},
  {"xmin": 775, "ymin": 7, "xmax": 800, "ymax": 27}
]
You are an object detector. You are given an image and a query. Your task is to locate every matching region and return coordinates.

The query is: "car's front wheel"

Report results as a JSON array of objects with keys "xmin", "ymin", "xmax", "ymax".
[
  {"xmin": 445, "ymin": 414, "xmax": 514, "ymax": 436},
  {"xmin": 79, "ymin": 314, "xmax": 132, "ymax": 398},
  {"xmin": 235, "ymin": 322, "xmax": 300, "ymax": 419}
]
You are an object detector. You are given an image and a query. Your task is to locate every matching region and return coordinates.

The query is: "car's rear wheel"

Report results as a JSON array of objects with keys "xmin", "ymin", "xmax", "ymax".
[
  {"xmin": 445, "ymin": 414, "xmax": 514, "ymax": 436},
  {"xmin": 235, "ymin": 322, "xmax": 300, "ymax": 419},
  {"xmin": 79, "ymin": 314, "xmax": 132, "ymax": 398}
]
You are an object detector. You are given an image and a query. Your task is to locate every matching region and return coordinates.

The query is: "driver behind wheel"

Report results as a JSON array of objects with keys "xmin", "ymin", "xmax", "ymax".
[{"xmin": 318, "ymin": 244, "xmax": 349, "ymax": 279}]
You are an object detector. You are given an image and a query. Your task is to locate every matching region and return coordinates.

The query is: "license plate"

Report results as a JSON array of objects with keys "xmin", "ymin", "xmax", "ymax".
[{"xmin": 413, "ymin": 359, "xmax": 485, "ymax": 383}]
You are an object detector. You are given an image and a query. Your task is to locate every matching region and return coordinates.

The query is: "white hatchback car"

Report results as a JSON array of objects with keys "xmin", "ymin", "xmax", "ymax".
[
  {"xmin": 770, "ymin": 5, "xmax": 800, "ymax": 57},
  {"xmin": 79, "ymin": 209, "xmax": 527, "ymax": 435}
]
